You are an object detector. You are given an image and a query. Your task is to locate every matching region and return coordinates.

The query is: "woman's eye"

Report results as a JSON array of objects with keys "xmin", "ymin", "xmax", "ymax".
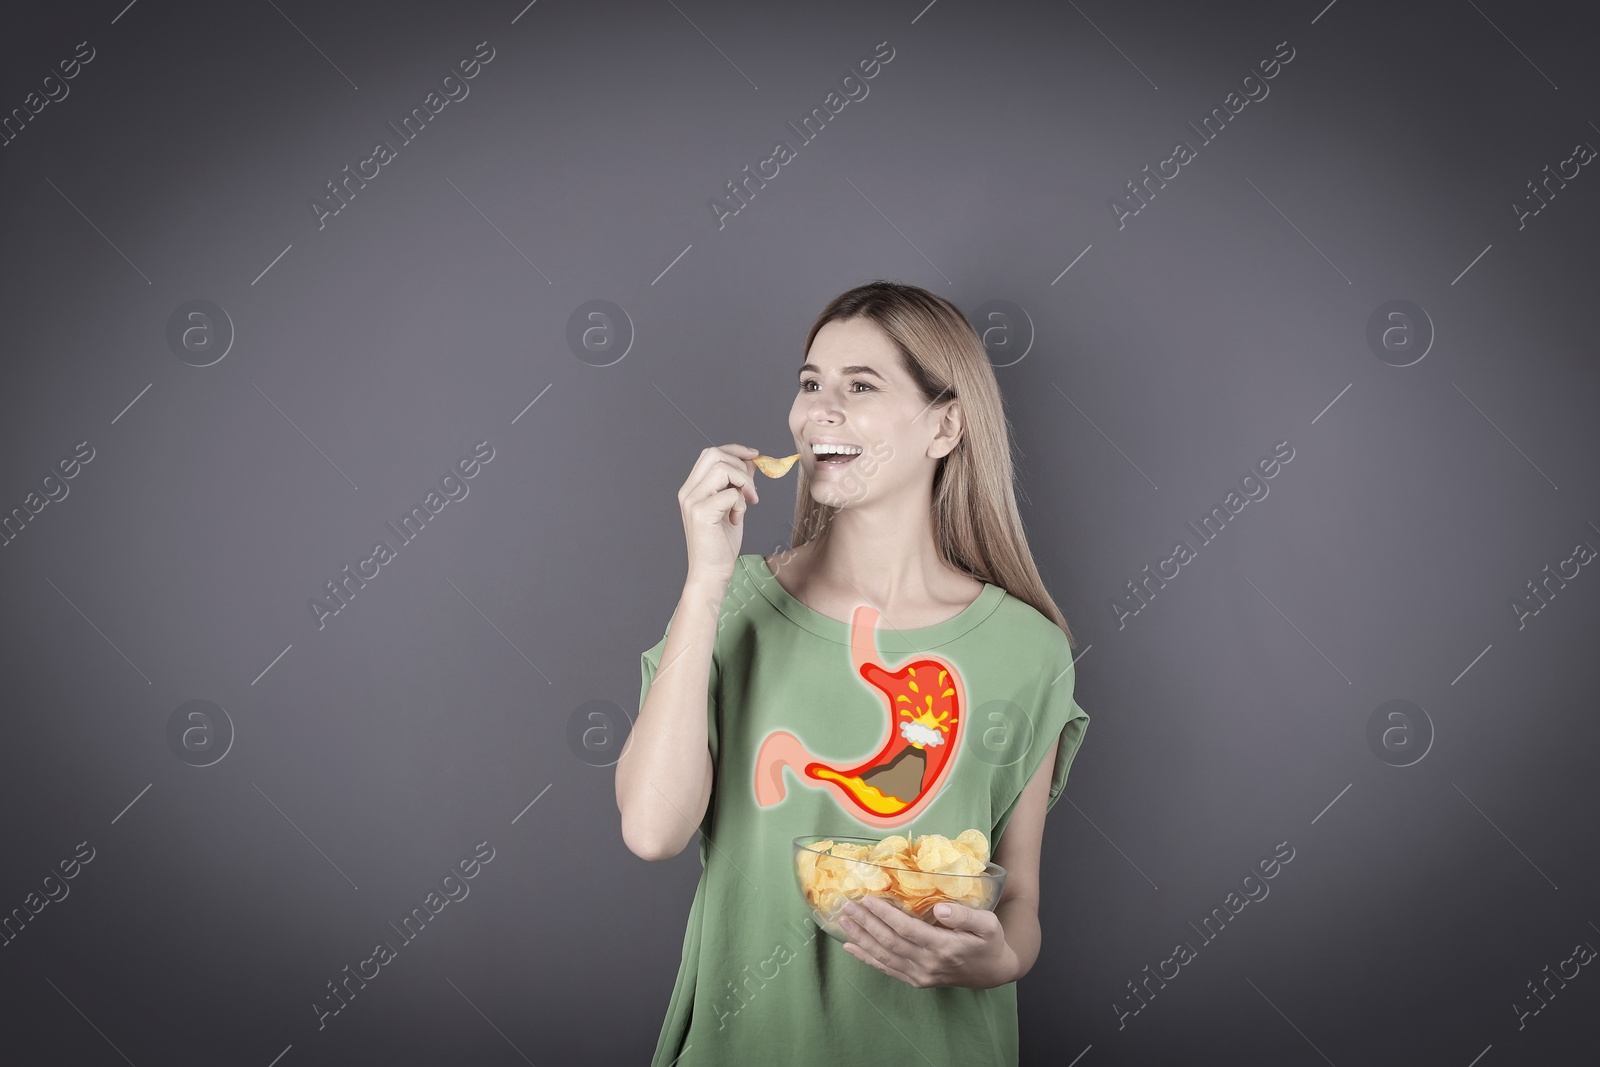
[{"xmin": 799, "ymin": 380, "xmax": 873, "ymax": 392}]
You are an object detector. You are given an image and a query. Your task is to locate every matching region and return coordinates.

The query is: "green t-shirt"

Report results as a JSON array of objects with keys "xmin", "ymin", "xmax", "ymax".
[{"xmin": 639, "ymin": 553, "xmax": 1091, "ymax": 1067}]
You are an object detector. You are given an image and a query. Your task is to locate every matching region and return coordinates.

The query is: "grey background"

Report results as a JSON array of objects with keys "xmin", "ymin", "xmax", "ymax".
[{"xmin": 1, "ymin": 0, "xmax": 1597, "ymax": 1064}]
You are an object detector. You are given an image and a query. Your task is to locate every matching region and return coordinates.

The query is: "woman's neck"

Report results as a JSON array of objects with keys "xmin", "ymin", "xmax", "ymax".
[{"xmin": 775, "ymin": 517, "xmax": 983, "ymax": 628}]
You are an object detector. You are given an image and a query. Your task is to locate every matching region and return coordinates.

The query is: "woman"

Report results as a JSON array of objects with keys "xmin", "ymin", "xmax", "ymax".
[{"xmin": 616, "ymin": 280, "xmax": 1091, "ymax": 1065}]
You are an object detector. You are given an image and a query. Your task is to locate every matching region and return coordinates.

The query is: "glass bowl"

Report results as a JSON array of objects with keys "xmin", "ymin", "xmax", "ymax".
[{"xmin": 792, "ymin": 834, "xmax": 1007, "ymax": 943}]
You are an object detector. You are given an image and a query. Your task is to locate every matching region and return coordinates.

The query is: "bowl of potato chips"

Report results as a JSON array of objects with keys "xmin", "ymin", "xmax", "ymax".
[{"xmin": 792, "ymin": 830, "xmax": 1005, "ymax": 942}]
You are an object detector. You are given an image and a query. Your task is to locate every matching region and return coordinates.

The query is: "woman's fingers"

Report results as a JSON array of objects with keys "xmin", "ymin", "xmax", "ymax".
[
  {"xmin": 696, "ymin": 454, "xmax": 758, "ymax": 507},
  {"xmin": 680, "ymin": 445, "xmax": 759, "ymax": 581},
  {"xmin": 723, "ymin": 445, "xmax": 759, "ymax": 504},
  {"xmin": 699, "ymin": 487, "xmax": 753, "ymax": 532},
  {"xmin": 681, "ymin": 446, "xmax": 759, "ymax": 506}
]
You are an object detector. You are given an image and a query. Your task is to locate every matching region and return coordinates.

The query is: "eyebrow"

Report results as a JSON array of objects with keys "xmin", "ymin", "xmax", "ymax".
[{"xmin": 797, "ymin": 363, "xmax": 887, "ymax": 380}]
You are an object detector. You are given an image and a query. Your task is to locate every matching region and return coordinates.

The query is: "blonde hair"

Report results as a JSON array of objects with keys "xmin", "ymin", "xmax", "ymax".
[{"xmin": 789, "ymin": 280, "xmax": 1078, "ymax": 649}]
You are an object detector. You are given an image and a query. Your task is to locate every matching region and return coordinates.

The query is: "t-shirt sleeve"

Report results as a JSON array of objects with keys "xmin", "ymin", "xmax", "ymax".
[
  {"xmin": 1039, "ymin": 644, "xmax": 1090, "ymax": 814},
  {"xmin": 638, "ymin": 608, "xmax": 722, "ymax": 763},
  {"xmin": 991, "ymin": 634, "xmax": 1091, "ymax": 845}
]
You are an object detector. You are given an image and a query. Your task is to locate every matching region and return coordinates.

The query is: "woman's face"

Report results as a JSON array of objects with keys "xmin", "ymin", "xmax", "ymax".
[{"xmin": 788, "ymin": 316, "xmax": 961, "ymax": 509}]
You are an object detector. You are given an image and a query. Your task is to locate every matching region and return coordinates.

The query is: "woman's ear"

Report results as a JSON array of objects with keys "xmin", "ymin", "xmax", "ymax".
[{"xmin": 928, "ymin": 400, "xmax": 964, "ymax": 460}]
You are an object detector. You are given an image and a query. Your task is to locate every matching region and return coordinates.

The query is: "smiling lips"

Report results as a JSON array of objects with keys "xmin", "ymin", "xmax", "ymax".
[
  {"xmin": 753, "ymin": 603, "xmax": 965, "ymax": 828},
  {"xmin": 752, "ymin": 443, "xmax": 863, "ymax": 477}
]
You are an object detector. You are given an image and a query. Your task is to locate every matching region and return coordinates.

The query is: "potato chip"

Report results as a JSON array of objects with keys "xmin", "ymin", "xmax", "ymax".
[
  {"xmin": 753, "ymin": 452, "xmax": 801, "ymax": 477},
  {"xmin": 795, "ymin": 828, "xmax": 999, "ymax": 936},
  {"xmin": 867, "ymin": 835, "xmax": 910, "ymax": 862},
  {"xmin": 796, "ymin": 843, "xmax": 828, "ymax": 887},
  {"xmin": 914, "ymin": 836, "xmax": 963, "ymax": 872},
  {"xmin": 940, "ymin": 853, "xmax": 985, "ymax": 878},
  {"xmin": 816, "ymin": 853, "xmax": 847, "ymax": 877},
  {"xmin": 840, "ymin": 859, "xmax": 892, "ymax": 893},
  {"xmin": 953, "ymin": 828, "xmax": 990, "ymax": 864}
]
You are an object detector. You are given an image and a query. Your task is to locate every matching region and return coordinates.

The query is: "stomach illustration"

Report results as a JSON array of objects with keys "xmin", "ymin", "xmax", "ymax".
[{"xmin": 753, "ymin": 603, "xmax": 965, "ymax": 829}]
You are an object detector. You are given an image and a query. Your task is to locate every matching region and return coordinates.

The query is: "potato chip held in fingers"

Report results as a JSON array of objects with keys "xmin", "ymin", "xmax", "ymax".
[{"xmin": 752, "ymin": 452, "xmax": 801, "ymax": 478}]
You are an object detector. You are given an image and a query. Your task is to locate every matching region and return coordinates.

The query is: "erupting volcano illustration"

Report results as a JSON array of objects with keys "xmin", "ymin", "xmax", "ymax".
[{"xmin": 753, "ymin": 603, "xmax": 966, "ymax": 828}]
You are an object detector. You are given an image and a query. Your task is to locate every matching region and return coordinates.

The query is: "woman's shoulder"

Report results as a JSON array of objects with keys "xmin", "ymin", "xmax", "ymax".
[
  {"xmin": 983, "ymin": 586, "xmax": 1073, "ymax": 656},
  {"xmin": 738, "ymin": 551, "xmax": 781, "ymax": 577}
]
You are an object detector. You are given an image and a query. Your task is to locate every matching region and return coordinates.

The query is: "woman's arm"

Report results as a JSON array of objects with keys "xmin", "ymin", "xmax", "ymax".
[
  {"xmin": 614, "ymin": 576, "xmax": 724, "ymax": 861},
  {"xmin": 618, "ymin": 441, "xmax": 760, "ymax": 861},
  {"xmin": 990, "ymin": 734, "xmax": 1060, "ymax": 982}
]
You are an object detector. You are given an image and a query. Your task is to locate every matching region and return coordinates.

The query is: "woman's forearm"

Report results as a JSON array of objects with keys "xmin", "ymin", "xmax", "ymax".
[{"xmin": 993, "ymin": 897, "xmax": 1042, "ymax": 984}]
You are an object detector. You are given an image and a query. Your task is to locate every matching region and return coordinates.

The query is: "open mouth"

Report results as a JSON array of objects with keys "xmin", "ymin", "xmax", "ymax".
[{"xmin": 811, "ymin": 444, "xmax": 864, "ymax": 468}]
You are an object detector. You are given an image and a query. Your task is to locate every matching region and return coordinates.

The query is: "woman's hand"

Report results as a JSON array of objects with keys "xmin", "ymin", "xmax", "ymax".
[
  {"xmin": 838, "ymin": 897, "xmax": 1019, "ymax": 989},
  {"xmin": 679, "ymin": 443, "xmax": 760, "ymax": 589}
]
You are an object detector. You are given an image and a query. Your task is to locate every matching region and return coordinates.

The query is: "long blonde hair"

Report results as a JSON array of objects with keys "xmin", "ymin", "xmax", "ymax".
[{"xmin": 789, "ymin": 280, "xmax": 1078, "ymax": 649}]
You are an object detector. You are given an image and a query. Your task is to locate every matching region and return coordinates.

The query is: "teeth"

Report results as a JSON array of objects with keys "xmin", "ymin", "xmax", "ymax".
[{"xmin": 811, "ymin": 443, "xmax": 863, "ymax": 456}]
